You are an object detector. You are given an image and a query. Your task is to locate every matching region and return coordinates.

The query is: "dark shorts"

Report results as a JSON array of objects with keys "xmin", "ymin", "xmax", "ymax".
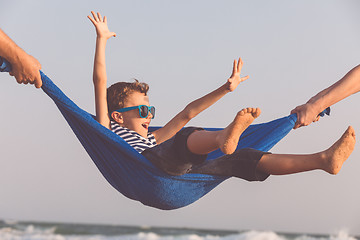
[
  {"xmin": 142, "ymin": 127, "xmax": 270, "ymax": 182},
  {"xmin": 142, "ymin": 127, "xmax": 207, "ymax": 176},
  {"xmin": 190, "ymin": 148, "xmax": 270, "ymax": 181}
]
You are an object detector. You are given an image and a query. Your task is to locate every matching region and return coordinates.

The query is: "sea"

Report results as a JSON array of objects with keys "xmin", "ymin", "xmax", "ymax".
[{"xmin": 0, "ymin": 220, "xmax": 358, "ymax": 240}]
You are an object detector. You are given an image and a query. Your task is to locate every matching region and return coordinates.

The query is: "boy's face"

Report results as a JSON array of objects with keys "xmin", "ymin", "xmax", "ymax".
[{"xmin": 120, "ymin": 91, "xmax": 153, "ymax": 138}]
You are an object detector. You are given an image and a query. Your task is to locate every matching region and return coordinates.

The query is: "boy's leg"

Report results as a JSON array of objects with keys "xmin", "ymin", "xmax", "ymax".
[
  {"xmin": 187, "ymin": 108, "xmax": 261, "ymax": 155},
  {"xmin": 189, "ymin": 148, "xmax": 271, "ymax": 181},
  {"xmin": 257, "ymin": 126, "xmax": 356, "ymax": 175},
  {"xmin": 190, "ymin": 126, "xmax": 355, "ymax": 179}
]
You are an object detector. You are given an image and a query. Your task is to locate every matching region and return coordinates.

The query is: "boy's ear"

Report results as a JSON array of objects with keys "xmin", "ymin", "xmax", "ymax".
[{"xmin": 111, "ymin": 112, "xmax": 124, "ymax": 124}]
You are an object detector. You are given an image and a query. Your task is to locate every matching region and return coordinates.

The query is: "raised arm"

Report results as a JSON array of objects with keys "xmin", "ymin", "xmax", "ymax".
[
  {"xmin": 88, "ymin": 11, "xmax": 116, "ymax": 129},
  {"xmin": 291, "ymin": 64, "xmax": 360, "ymax": 129},
  {"xmin": 0, "ymin": 29, "xmax": 42, "ymax": 88},
  {"xmin": 153, "ymin": 58, "xmax": 249, "ymax": 144}
]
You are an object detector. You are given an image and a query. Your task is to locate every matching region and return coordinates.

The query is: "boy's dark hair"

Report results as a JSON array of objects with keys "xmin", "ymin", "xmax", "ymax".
[{"xmin": 107, "ymin": 79, "xmax": 149, "ymax": 116}]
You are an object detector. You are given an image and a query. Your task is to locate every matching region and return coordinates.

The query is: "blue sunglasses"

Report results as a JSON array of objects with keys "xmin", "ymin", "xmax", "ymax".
[{"xmin": 114, "ymin": 105, "xmax": 155, "ymax": 119}]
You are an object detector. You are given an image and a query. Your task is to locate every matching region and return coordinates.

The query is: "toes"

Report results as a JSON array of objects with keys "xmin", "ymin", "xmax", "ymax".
[
  {"xmin": 255, "ymin": 108, "xmax": 261, "ymax": 117},
  {"xmin": 242, "ymin": 108, "xmax": 250, "ymax": 114},
  {"xmin": 239, "ymin": 108, "xmax": 246, "ymax": 115},
  {"xmin": 250, "ymin": 107, "xmax": 261, "ymax": 117},
  {"xmin": 348, "ymin": 126, "xmax": 355, "ymax": 137},
  {"xmin": 237, "ymin": 108, "xmax": 261, "ymax": 117},
  {"xmin": 238, "ymin": 110, "xmax": 245, "ymax": 116},
  {"xmin": 345, "ymin": 126, "xmax": 356, "ymax": 139},
  {"xmin": 239, "ymin": 108, "xmax": 250, "ymax": 115},
  {"xmin": 242, "ymin": 108, "xmax": 254, "ymax": 114},
  {"xmin": 247, "ymin": 107, "xmax": 260, "ymax": 114}
]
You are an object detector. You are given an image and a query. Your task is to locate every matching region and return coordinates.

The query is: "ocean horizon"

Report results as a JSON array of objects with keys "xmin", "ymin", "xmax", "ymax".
[{"xmin": 0, "ymin": 219, "xmax": 358, "ymax": 240}]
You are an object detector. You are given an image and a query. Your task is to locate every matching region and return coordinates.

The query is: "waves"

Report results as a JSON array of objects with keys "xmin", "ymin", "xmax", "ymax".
[{"xmin": 0, "ymin": 220, "xmax": 358, "ymax": 240}]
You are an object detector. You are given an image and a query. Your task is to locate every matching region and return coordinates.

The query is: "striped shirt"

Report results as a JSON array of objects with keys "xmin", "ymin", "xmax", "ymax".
[{"xmin": 111, "ymin": 121, "xmax": 157, "ymax": 153}]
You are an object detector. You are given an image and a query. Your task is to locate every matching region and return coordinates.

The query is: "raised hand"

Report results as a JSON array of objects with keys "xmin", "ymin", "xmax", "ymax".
[
  {"xmin": 88, "ymin": 11, "xmax": 116, "ymax": 39},
  {"xmin": 226, "ymin": 58, "xmax": 249, "ymax": 92}
]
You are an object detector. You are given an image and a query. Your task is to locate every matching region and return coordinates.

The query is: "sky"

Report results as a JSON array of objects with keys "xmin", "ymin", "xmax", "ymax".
[{"xmin": 1, "ymin": 0, "xmax": 360, "ymax": 236}]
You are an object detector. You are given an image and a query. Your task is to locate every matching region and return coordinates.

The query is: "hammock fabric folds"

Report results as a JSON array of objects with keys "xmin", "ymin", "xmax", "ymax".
[
  {"xmin": 40, "ymin": 71, "xmax": 298, "ymax": 210},
  {"xmin": 0, "ymin": 57, "xmax": 328, "ymax": 210}
]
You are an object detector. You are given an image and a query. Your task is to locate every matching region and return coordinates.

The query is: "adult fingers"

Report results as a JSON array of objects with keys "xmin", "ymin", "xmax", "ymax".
[
  {"xmin": 293, "ymin": 119, "xmax": 304, "ymax": 129},
  {"xmin": 34, "ymin": 72, "xmax": 42, "ymax": 88},
  {"xmin": 294, "ymin": 118, "xmax": 311, "ymax": 129},
  {"xmin": 292, "ymin": 112, "xmax": 302, "ymax": 129},
  {"xmin": 14, "ymin": 74, "xmax": 24, "ymax": 84},
  {"xmin": 290, "ymin": 106, "xmax": 301, "ymax": 115},
  {"xmin": 16, "ymin": 75, "xmax": 28, "ymax": 84}
]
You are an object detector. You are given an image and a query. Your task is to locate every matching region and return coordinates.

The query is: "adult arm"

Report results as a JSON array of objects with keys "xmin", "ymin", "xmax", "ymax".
[
  {"xmin": 0, "ymin": 28, "xmax": 42, "ymax": 88},
  {"xmin": 88, "ymin": 11, "xmax": 116, "ymax": 129},
  {"xmin": 291, "ymin": 64, "xmax": 360, "ymax": 129},
  {"xmin": 152, "ymin": 58, "xmax": 249, "ymax": 144}
]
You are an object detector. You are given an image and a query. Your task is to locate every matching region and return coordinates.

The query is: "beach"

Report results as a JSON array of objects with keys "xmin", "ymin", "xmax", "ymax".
[{"xmin": 0, "ymin": 220, "xmax": 358, "ymax": 240}]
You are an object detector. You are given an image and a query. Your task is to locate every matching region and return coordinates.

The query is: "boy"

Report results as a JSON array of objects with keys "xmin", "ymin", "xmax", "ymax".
[{"xmin": 88, "ymin": 11, "xmax": 355, "ymax": 180}]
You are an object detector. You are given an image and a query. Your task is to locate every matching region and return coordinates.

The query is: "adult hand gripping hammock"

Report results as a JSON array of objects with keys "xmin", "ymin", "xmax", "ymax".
[{"xmin": 0, "ymin": 57, "xmax": 330, "ymax": 210}]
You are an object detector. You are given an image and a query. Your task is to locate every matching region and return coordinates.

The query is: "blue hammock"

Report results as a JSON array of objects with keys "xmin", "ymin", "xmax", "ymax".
[{"xmin": 0, "ymin": 57, "xmax": 329, "ymax": 210}]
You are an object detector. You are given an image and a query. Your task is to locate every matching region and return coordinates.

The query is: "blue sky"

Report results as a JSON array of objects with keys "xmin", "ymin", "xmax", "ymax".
[{"xmin": 1, "ymin": 0, "xmax": 359, "ymax": 235}]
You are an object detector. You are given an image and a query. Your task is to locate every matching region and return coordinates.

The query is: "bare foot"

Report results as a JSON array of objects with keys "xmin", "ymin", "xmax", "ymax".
[
  {"xmin": 322, "ymin": 126, "xmax": 356, "ymax": 175},
  {"xmin": 218, "ymin": 108, "xmax": 261, "ymax": 154}
]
